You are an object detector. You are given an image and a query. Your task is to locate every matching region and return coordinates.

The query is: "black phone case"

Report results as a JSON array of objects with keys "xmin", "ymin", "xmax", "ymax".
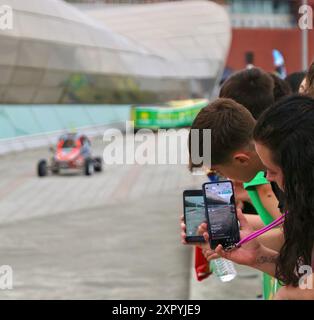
[{"xmin": 202, "ymin": 181, "xmax": 240, "ymax": 250}]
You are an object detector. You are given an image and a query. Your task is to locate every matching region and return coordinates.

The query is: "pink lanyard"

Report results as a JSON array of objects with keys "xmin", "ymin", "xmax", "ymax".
[{"xmin": 235, "ymin": 212, "xmax": 287, "ymax": 248}]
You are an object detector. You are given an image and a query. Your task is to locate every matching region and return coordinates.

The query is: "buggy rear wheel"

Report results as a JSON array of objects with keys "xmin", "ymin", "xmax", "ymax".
[
  {"xmin": 94, "ymin": 157, "xmax": 103, "ymax": 172},
  {"xmin": 37, "ymin": 160, "xmax": 48, "ymax": 177}
]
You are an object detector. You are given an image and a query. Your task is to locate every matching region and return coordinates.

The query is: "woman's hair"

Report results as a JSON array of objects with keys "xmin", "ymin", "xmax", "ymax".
[
  {"xmin": 254, "ymin": 95, "xmax": 314, "ymax": 286},
  {"xmin": 304, "ymin": 62, "xmax": 314, "ymax": 97},
  {"xmin": 285, "ymin": 71, "xmax": 306, "ymax": 93},
  {"xmin": 268, "ymin": 72, "xmax": 292, "ymax": 102}
]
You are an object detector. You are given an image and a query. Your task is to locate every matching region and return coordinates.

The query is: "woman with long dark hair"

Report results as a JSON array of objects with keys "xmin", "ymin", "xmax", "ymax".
[{"xmin": 202, "ymin": 95, "xmax": 314, "ymax": 299}]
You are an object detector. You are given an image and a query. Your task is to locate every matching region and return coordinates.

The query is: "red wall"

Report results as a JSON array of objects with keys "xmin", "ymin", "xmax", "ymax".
[{"xmin": 226, "ymin": 28, "xmax": 314, "ymax": 74}]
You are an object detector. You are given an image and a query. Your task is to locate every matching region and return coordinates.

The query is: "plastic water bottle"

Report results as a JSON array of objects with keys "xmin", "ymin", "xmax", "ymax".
[{"xmin": 210, "ymin": 258, "xmax": 237, "ymax": 282}]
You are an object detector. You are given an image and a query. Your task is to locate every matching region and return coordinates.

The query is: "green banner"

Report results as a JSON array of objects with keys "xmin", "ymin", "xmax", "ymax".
[{"xmin": 131, "ymin": 100, "xmax": 208, "ymax": 129}]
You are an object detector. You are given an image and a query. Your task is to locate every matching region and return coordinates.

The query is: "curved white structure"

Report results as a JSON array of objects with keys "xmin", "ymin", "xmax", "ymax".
[{"xmin": 0, "ymin": 0, "xmax": 231, "ymax": 104}]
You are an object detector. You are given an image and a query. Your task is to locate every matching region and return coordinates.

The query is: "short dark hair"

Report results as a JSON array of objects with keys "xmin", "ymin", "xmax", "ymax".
[
  {"xmin": 188, "ymin": 98, "xmax": 256, "ymax": 170},
  {"xmin": 219, "ymin": 68, "xmax": 274, "ymax": 119},
  {"xmin": 269, "ymin": 73, "xmax": 292, "ymax": 102}
]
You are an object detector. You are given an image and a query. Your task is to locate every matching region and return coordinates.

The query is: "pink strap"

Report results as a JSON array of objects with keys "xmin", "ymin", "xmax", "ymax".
[{"xmin": 235, "ymin": 212, "xmax": 287, "ymax": 248}]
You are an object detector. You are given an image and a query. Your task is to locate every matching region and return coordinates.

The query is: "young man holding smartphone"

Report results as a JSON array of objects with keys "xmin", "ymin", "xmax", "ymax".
[{"xmin": 183, "ymin": 97, "xmax": 284, "ymax": 299}]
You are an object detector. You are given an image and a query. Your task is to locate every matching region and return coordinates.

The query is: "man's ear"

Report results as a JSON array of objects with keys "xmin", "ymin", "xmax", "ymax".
[{"xmin": 233, "ymin": 152, "xmax": 250, "ymax": 165}]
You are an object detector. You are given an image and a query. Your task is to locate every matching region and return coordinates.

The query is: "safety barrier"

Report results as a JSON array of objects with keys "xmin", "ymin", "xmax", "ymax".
[{"xmin": 0, "ymin": 105, "xmax": 131, "ymax": 154}]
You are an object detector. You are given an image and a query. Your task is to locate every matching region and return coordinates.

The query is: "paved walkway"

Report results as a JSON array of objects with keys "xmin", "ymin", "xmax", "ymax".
[{"xmin": 0, "ymin": 133, "xmax": 260, "ymax": 299}]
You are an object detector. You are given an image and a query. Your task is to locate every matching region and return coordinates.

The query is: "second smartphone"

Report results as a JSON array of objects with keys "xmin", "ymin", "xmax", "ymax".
[{"xmin": 183, "ymin": 190, "xmax": 207, "ymax": 243}]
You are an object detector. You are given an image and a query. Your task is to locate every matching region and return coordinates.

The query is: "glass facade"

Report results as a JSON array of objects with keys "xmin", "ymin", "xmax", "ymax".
[
  {"xmin": 226, "ymin": 0, "xmax": 294, "ymax": 28},
  {"xmin": 0, "ymin": 0, "xmax": 231, "ymax": 104},
  {"xmin": 227, "ymin": 0, "xmax": 291, "ymax": 14}
]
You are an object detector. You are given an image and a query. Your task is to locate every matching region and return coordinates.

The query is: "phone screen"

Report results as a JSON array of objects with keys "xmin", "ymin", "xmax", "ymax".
[
  {"xmin": 203, "ymin": 181, "xmax": 238, "ymax": 241},
  {"xmin": 183, "ymin": 193, "xmax": 206, "ymax": 241}
]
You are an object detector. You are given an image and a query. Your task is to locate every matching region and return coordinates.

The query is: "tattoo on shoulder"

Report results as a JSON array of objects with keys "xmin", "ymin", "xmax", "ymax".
[{"xmin": 256, "ymin": 256, "xmax": 277, "ymax": 264}]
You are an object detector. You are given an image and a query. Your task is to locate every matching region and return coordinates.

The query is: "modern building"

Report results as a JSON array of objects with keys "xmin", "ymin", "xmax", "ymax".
[
  {"xmin": 0, "ymin": 0, "xmax": 231, "ymax": 104},
  {"xmin": 219, "ymin": 0, "xmax": 314, "ymax": 73},
  {"xmin": 73, "ymin": 0, "xmax": 314, "ymax": 73}
]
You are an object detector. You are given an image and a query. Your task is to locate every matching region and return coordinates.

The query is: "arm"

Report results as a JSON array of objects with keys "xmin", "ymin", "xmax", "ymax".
[
  {"xmin": 256, "ymin": 184, "xmax": 281, "ymax": 220},
  {"xmin": 214, "ymin": 242, "xmax": 279, "ymax": 277},
  {"xmin": 257, "ymin": 228, "xmax": 284, "ymax": 252},
  {"xmin": 244, "ymin": 214, "xmax": 265, "ymax": 230},
  {"xmin": 274, "ymin": 281, "xmax": 314, "ymax": 300},
  {"xmin": 243, "ymin": 215, "xmax": 284, "ymax": 251},
  {"xmin": 250, "ymin": 245, "xmax": 278, "ymax": 277},
  {"xmin": 245, "ymin": 183, "xmax": 284, "ymax": 251}
]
